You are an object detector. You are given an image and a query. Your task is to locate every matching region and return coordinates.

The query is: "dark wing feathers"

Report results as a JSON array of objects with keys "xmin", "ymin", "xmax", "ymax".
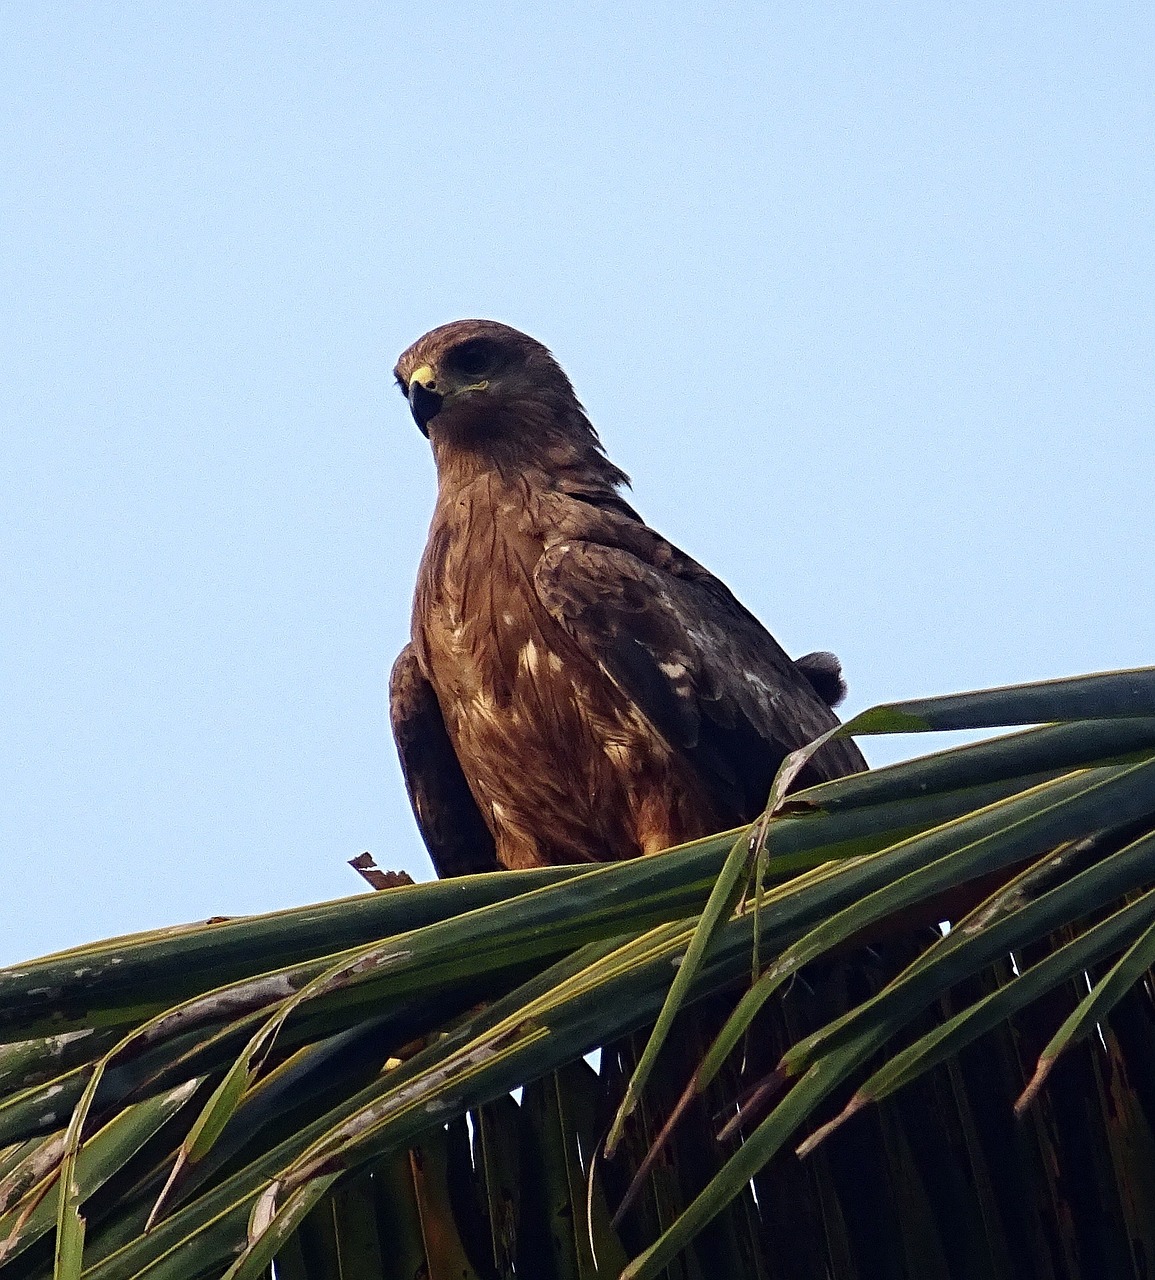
[
  {"xmin": 603, "ymin": 633, "xmax": 701, "ymax": 749},
  {"xmin": 534, "ymin": 538, "xmax": 865, "ymax": 814},
  {"xmin": 389, "ymin": 644, "xmax": 500, "ymax": 877}
]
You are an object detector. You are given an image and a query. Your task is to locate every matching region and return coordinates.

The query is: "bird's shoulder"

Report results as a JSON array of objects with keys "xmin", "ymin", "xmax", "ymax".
[{"xmin": 532, "ymin": 485, "xmax": 763, "ymax": 632}]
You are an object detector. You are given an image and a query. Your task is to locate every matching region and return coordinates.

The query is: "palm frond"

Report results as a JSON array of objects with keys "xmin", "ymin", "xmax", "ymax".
[{"xmin": 2, "ymin": 667, "xmax": 1154, "ymax": 1279}]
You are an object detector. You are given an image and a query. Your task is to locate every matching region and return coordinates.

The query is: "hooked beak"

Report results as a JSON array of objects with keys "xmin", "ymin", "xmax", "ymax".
[{"xmin": 407, "ymin": 365, "xmax": 443, "ymax": 436}]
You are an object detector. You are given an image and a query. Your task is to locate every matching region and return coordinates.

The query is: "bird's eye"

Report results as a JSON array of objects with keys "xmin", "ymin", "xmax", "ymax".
[{"xmin": 447, "ymin": 338, "xmax": 501, "ymax": 380}]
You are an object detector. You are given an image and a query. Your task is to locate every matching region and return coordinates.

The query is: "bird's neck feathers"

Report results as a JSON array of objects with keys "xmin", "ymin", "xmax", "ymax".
[{"xmin": 429, "ymin": 396, "xmax": 630, "ymax": 501}]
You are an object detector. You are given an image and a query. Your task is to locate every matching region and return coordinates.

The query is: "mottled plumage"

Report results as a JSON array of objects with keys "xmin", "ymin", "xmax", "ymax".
[{"xmin": 390, "ymin": 320, "xmax": 866, "ymax": 874}]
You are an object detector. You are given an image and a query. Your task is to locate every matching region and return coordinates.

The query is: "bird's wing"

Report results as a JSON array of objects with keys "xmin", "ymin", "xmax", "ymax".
[
  {"xmin": 533, "ymin": 537, "xmax": 866, "ymax": 815},
  {"xmin": 389, "ymin": 643, "xmax": 500, "ymax": 877}
]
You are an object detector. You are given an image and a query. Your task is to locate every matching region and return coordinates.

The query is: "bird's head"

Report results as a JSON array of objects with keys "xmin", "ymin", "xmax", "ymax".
[
  {"xmin": 393, "ymin": 319, "xmax": 574, "ymax": 441},
  {"xmin": 393, "ymin": 320, "xmax": 629, "ymax": 492}
]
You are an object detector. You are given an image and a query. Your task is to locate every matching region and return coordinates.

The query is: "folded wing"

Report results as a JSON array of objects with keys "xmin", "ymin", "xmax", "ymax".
[
  {"xmin": 533, "ymin": 537, "xmax": 866, "ymax": 821},
  {"xmin": 389, "ymin": 644, "xmax": 500, "ymax": 877}
]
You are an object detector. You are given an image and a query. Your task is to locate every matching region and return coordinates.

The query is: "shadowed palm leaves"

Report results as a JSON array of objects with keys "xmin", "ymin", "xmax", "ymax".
[{"xmin": 2, "ymin": 668, "xmax": 1155, "ymax": 1279}]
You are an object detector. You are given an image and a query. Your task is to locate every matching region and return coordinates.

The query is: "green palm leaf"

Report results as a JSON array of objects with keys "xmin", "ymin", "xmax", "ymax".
[{"xmin": 2, "ymin": 666, "xmax": 1154, "ymax": 1280}]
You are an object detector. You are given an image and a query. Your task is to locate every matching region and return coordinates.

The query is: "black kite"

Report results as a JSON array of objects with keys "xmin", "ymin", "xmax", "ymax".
[{"xmin": 390, "ymin": 320, "xmax": 866, "ymax": 875}]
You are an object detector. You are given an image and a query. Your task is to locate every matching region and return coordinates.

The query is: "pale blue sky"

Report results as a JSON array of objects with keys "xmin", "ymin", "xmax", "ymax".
[{"xmin": 3, "ymin": 4, "xmax": 1152, "ymax": 964}]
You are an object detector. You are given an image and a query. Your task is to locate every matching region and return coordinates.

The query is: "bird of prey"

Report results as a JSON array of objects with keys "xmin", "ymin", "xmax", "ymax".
[{"xmin": 390, "ymin": 320, "xmax": 866, "ymax": 876}]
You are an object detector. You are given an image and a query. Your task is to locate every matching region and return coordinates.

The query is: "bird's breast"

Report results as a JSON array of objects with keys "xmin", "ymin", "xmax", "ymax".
[
  {"xmin": 415, "ymin": 485, "xmax": 547, "ymax": 700},
  {"xmin": 412, "ymin": 486, "xmax": 691, "ymax": 864}
]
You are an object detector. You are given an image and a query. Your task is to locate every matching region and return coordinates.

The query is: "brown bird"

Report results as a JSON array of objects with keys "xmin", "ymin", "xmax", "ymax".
[{"xmin": 390, "ymin": 320, "xmax": 866, "ymax": 876}]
